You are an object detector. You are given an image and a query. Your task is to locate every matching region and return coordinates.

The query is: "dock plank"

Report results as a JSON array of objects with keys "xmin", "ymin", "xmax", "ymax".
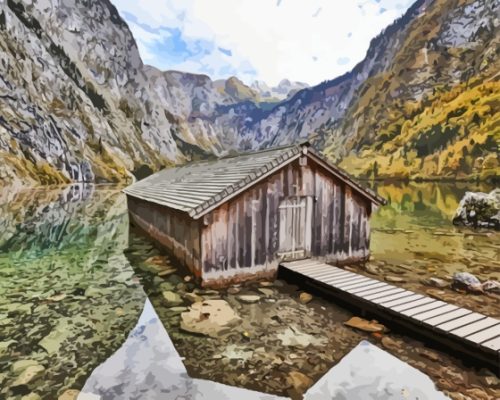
[
  {"xmin": 424, "ymin": 309, "xmax": 473, "ymax": 327},
  {"xmin": 465, "ymin": 324, "xmax": 500, "ymax": 344},
  {"xmin": 401, "ymin": 301, "xmax": 446, "ymax": 317},
  {"xmin": 451, "ymin": 318, "xmax": 500, "ymax": 338},
  {"xmin": 390, "ymin": 297, "xmax": 436, "ymax": 313},
  {"xmin": 411, "ymin": 304, "xmax": 458, "ymax": 322},
  {"xmin": 346, "ymin": 282, "xmax": 388, "ymax": 294},
  {"xmin": 482, "ymin": 336, "xmax": 500, "ymax": 351}
]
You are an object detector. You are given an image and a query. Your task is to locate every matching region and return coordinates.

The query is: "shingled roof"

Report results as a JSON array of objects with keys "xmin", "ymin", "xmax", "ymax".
[{"xmin": 123, "ymin": 142, "xmax": 385, "ymax": 219}]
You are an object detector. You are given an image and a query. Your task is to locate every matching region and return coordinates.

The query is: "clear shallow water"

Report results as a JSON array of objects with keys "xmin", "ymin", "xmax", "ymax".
[{"xmin": 0, "ymin": 182, "xmax": 497, "ymax": 398}]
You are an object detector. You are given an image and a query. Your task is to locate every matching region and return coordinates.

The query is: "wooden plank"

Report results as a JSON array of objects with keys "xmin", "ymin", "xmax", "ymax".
[
  {"xmin": 364, "ymin": 288, "xmax": 407, "ymax": 301},
  {"xmin": 425, "ymin": 309, "xmax": 474, "ymax": 327},
  {"xmin": 352, "ymin": 283, "xmax": 391, "ymax": 296},
  {"xmin": 371, "ymin": 291, "xmax": 416, "ymax": 305},
  {"xmin": 465, "ymin": 324, "xmax": 500, "ymax": 344},
  {"xmin": 451, "ymin": 317, "xmax": 500, "ymax": 338},
  {"xmin": 336, "ymin": 278, "xmax": 375, "ymax": 290},
  {"xmin": 434, "ymin": 312, "xmax": 484, "ymax": 331},
  {"xmin": 390, "ymin": 297, "xmax": 436, "ymax": 313},
  {"xmin": 323, "ymin": 275, "xmax": 363, "ymax": 286},
  {"xmin": 411, "ymin": 304, "xmax": 458, "ymax": 322},
  {"xmin": 309, "ymin": 269, "xmax": 352, "ymax": 280},
  {"xmin": 283, "ymin": 259, "xmax": 313, "ymax": 267},
  {"xmin": 316, "ymin": 271, "xmax": 355, "ymax": 281},
  {"xmin": 288, "ymin": 260, "xmax": 323, "ymax": 270},
  {"xmin": 331, "ymin": 276, "xmax": 371, "ymax": 288},
  {"xmin": 292, "ymin": 263, "xmax": 333, "ymax": 273},
  {"xmin": 346, "ymin": 282, "xmax": 388, "ymax": 294},
  {"xmin": 401, "ymin": 301, "xmax": 446, "ymax": 317},
  {"xmin": 481, "ymin": 336, "xmax": 500, "ymax": 351}
]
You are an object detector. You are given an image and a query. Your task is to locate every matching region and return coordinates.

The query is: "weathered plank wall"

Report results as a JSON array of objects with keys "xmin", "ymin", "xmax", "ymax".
[
  {"xmin": 201, "ymin": 157, "xmax": 372, "ymax": 285},
  {"xmin": 126, "ymin": 196, "xmax": 202, "ymax": 276}
]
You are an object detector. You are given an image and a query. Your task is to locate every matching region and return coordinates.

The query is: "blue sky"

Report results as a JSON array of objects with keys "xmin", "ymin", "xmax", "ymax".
[{"xmin": 114, "ymin": 0, "xmax": 415, "ymax": 86}]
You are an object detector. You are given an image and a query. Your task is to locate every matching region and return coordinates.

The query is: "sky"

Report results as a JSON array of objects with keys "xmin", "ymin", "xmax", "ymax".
[{"xmin": 113, "ymin": 0, "xmax": 415, "ymax": 86}]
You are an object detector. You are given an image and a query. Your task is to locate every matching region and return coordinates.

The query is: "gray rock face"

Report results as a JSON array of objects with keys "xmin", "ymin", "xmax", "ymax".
[{"xmin": 452, "ymin": 189, "xmax": 500, "ymax": 229}]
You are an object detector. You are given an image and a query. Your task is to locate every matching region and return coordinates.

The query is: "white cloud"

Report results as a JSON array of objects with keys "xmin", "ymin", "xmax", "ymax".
[{"xmin": 113, "ymin": 0, "xmax": 414, "ymax": 86}]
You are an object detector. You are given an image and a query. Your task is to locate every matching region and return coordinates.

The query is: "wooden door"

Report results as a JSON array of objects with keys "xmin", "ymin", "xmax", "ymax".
[{"xmin": 278, "ymin": 197, "xmax": 312, "ymax": 259}]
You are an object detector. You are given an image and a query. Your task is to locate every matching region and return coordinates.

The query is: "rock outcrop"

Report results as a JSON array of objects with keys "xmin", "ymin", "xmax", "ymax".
[{"xmin": 452, "ymin": 189, "xmax": 500, "ymax": 229}]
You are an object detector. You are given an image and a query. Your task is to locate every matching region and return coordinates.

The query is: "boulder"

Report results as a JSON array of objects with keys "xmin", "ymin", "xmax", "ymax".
[
  {"xmin": 452, "ymin": 272, "xmax": 483, "ymax": 293},
  {"xmin": 452, "ymin": 189, "xmax": 500, "ymax": 229},
  {"xmin": 180, "ymin": 300, "xmax": 241, "ymax": 337}
]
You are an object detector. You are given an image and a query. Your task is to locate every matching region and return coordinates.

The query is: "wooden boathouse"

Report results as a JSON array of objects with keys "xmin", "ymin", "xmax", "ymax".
[{"xmin": 123, "ymin": 142, "xmax": 386, "ymax": 286}]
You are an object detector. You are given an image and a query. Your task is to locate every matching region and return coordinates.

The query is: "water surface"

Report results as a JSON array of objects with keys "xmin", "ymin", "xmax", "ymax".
[{"xmin": 0, "ymin": 182, "xmax": 497, "ymax": 398}]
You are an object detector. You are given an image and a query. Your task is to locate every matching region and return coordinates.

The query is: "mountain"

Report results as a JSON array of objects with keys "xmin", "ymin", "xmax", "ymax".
[
  {"xmin": 0, "ymin": 0, "xmax": 498, "ymax": 187},
  {"xmin": 0, "ymin": 0, "xmax": 252, "ymax": 186},
  {"xmin": 236, "ymin": 0, "xmax": 499, "ymax": 181},
  {"xmin": 251, "ymin": 79, "xmax": 310, "ymax": 101}
]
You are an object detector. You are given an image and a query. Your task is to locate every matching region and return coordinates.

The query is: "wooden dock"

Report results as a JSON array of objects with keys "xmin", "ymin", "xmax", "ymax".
[{"xmin": 279, "ymin": 259, "xmax": 500, "ymax": 372}]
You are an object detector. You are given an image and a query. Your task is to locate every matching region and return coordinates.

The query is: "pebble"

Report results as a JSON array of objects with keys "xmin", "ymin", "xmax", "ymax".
[
  {"xmin": 365, "ymin": 264, "xmax": 380, "ymax": 275},
  {"xmin": 227, "ymin": 287, "xmax": 240, "ymax": 295},
  {"xmin": 259, "ymin": 281, "xmax": 273, "ymax": 287},
  {"xmin": 423, "ymin": 277, "xmax": 448, "ymax": 288},
  {"xmin": 385, "ymin": 275, "xmax": 406, "ymax": 283},
  {"xmin": 258, "ymin": 288, "xmax": 275, "ymax": 297},
  {"xmin": 418, "ymin": 348, "xmax": 439, "ymax": 362},
  {"xmin": 162, "ymin": 291, "xmax": 183, "ymax": 306},
  {"xmin": 299, "ymin": 292, "xmax": 313, "ymax": 304},
  {"xmin": 183, "ymin": 292, "xmax": 203, "ymax": 304},
  {"xmin": 236, "ymin": 295, "xmax": 261, "ymax": 304},
  {"xmin": 381, "ymin": 336, "xmax": 401, "ymax": 351},
  {"xmin": 287, "ymin": 371, "xmax": 313, "ymax": 392},
  {"xmin": 344, "ymin": 317, "xmax": 387, "ymax": 333}
]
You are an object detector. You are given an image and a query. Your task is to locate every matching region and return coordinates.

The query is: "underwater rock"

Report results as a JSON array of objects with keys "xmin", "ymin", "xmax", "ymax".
[
  {"xmin": 385, "ymin": 275, "xmax": 406, "ymax": 283},
  {"xmin": 236, "ymin": 295, "xmax": 261, "ymax": 304},
  {"xmin": 287, "ymin": 371, "xmax": 313, "ymax": 392},
  {"xmin": 12, "ymin": 365, "xmax": 45, "ymax": 387},
  {"xmin": 299, "ymin": 292, "xmax": 313, "ymax": 304},
  {"xmin": 162, "ymin": 291, "xmax": 183, "ymax": 307},
  {"xmin": 452, "ymin": 189, "xmax": 500, "ymax": 229},
  {"xmin": 180, "ymin": 300, "xmax": 241, "ymax": 337},
  {"xmin": 344, "ymin": 317, "xmax": 387, "ymax": 333},
  {"xmin": 422, "ymin": 277, "xmax": 448, "ymax": 288}
]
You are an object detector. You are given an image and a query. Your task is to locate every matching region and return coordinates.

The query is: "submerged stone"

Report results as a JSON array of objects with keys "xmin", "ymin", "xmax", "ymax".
[
  {"xmin": 344, "ymin": 317, "xmax": 387, "ymax": 333},
  {"xmin": 161, "ymin": 291, "xmax": 183, "ymax": 307},
  {"xmin": 12, "ymin": 365, "xmax": 45, "ymax": 387},
  {"xmin": 180, "ymin": 300, "xmax": 241, "ymax": 337},
  {"xmin": 236, "ymin": 294, "xmax": 261, "ymax": 304}
]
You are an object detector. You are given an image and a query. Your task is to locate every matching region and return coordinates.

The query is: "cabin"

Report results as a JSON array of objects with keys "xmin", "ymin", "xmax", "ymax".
[{"xmin": 123, "ymin": 142, "xmax": 386, "ymax": 287}]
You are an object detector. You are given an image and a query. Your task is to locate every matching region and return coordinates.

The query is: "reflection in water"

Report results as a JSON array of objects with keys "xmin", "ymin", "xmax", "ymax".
[
  {"xmin": 370, "ymin": 182, "xmax": 499, "ymax": 280},
  {"xmin": 0, "ymin": 184, "xmax": 145, "ymax": 399}
]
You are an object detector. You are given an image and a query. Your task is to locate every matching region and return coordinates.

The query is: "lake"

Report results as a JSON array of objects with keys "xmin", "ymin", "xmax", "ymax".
[{"xmin": 0, "ymin": 182, "xmax": 497, "ymax": 398}]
